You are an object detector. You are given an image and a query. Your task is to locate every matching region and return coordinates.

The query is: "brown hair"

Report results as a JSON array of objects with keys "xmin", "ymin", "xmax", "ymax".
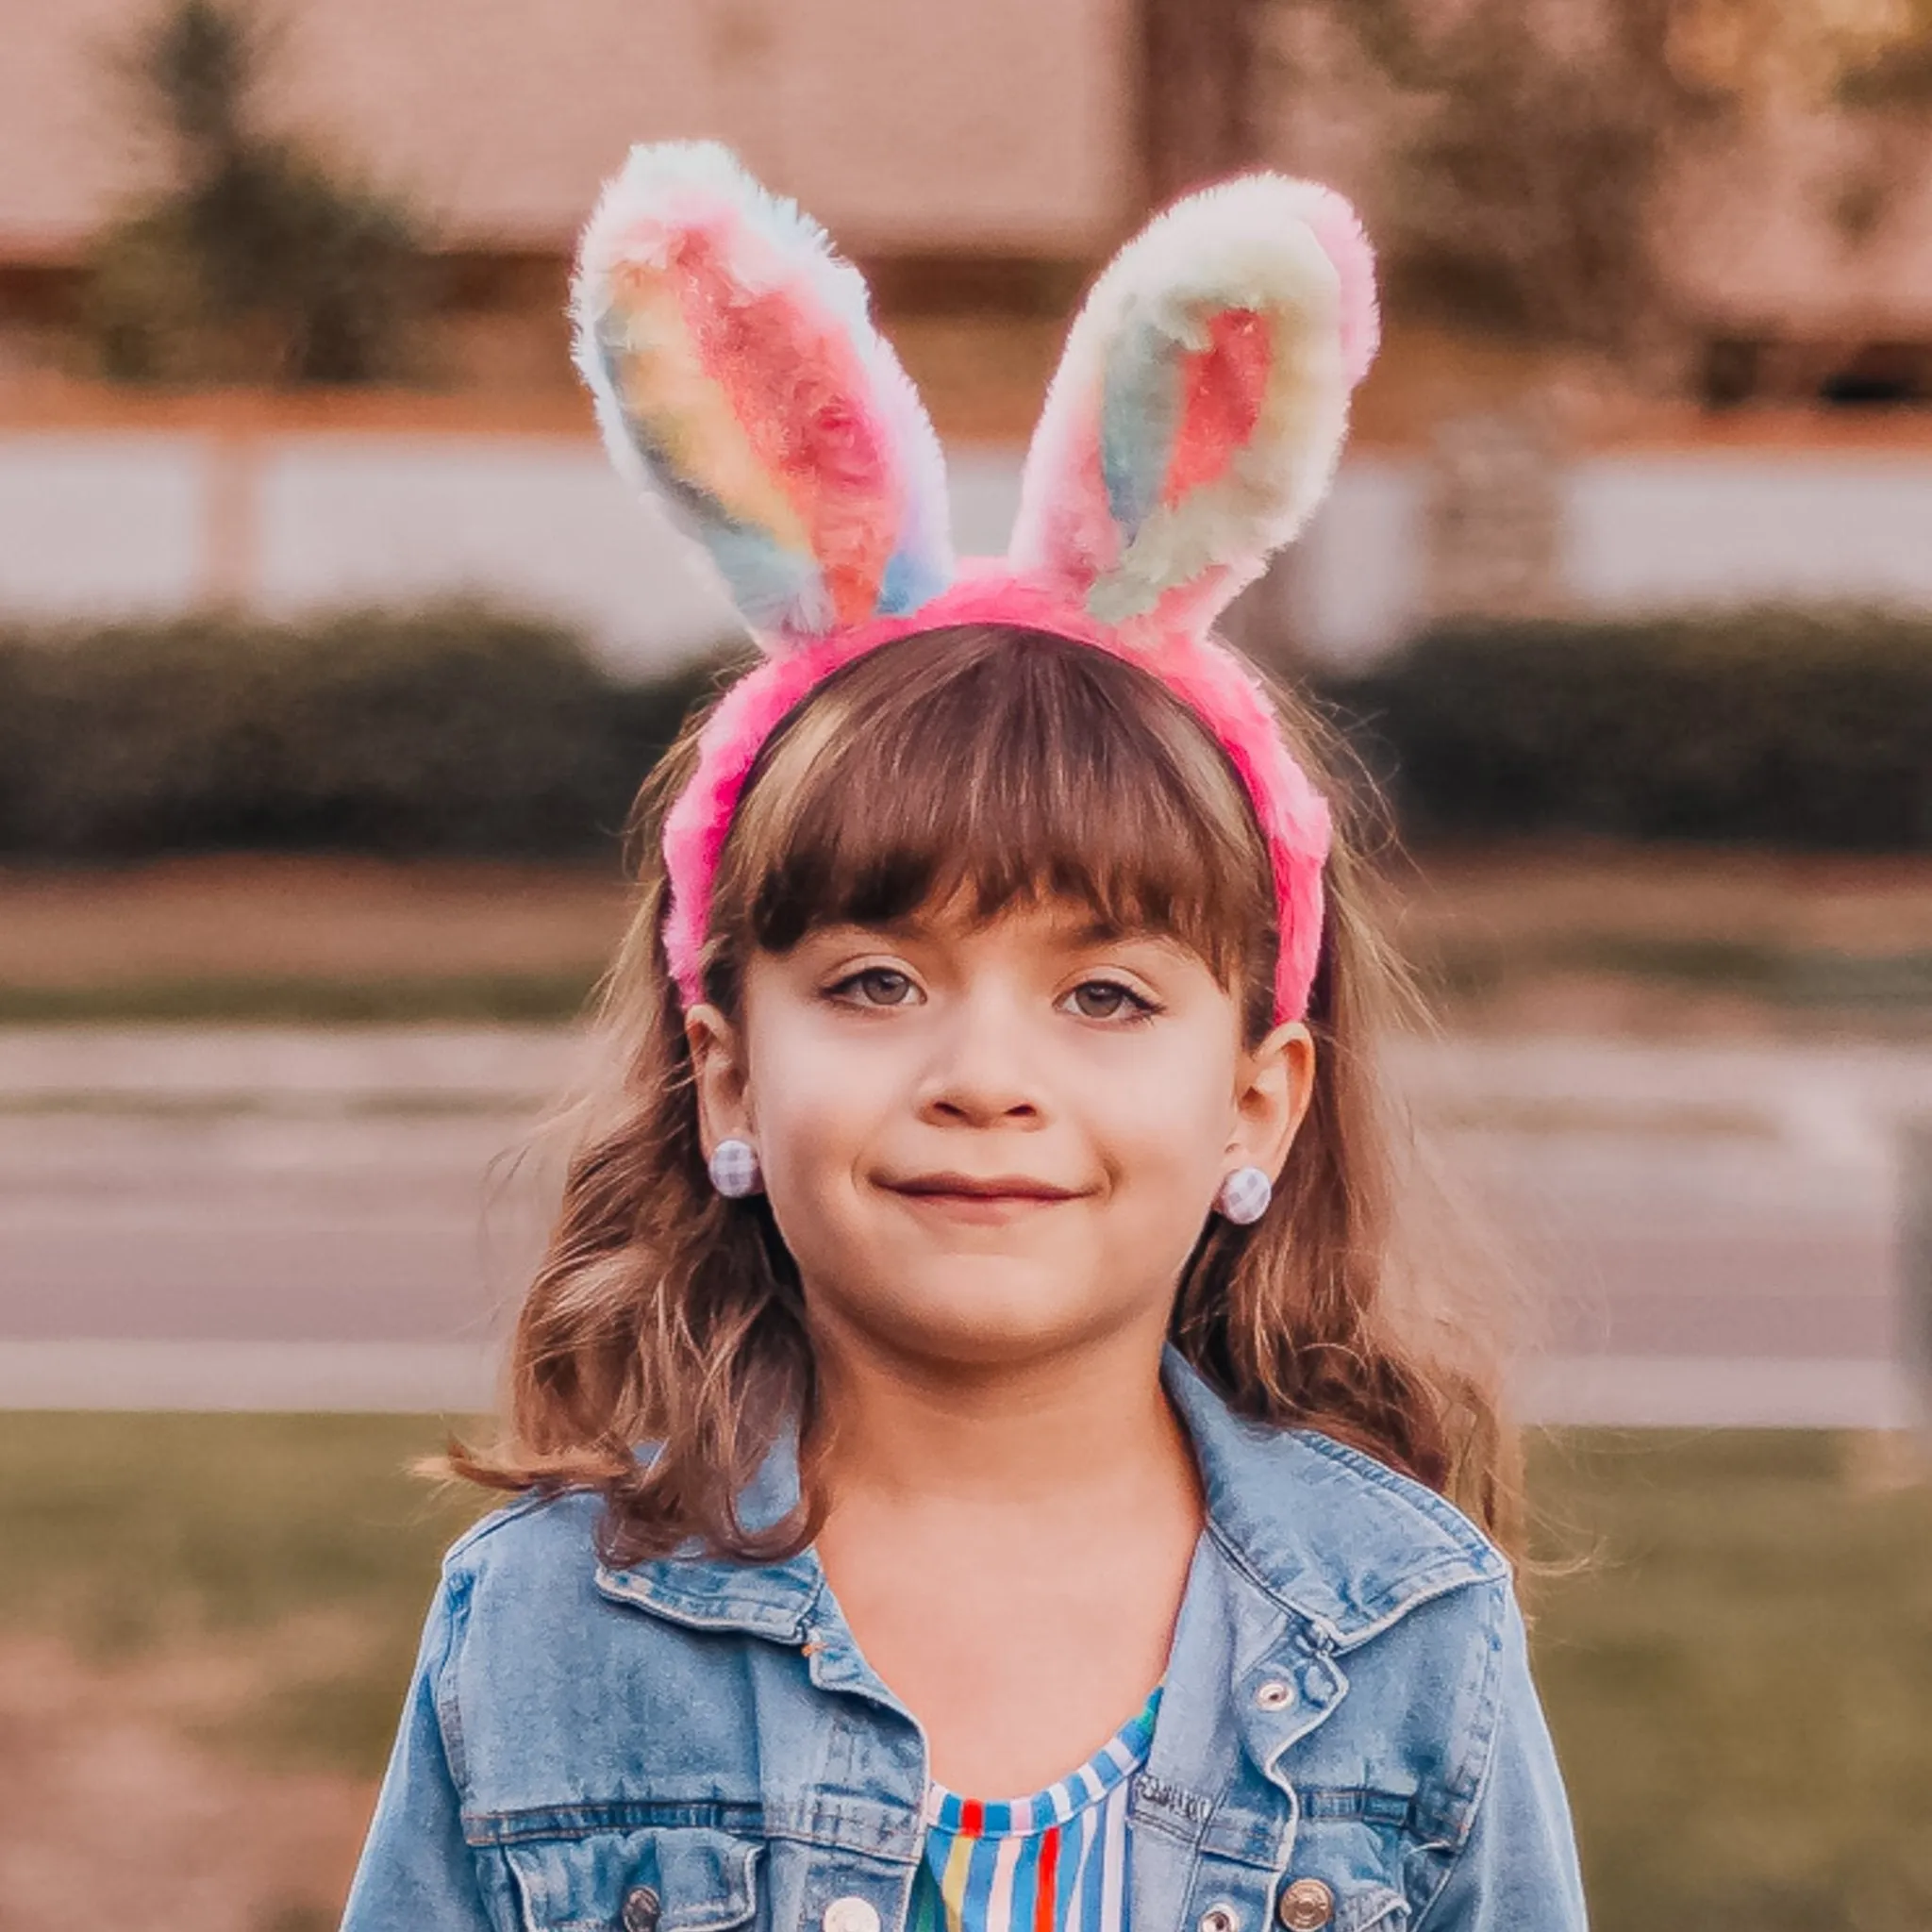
[{"xmin": 450, "ymin": 625, "xmax": 1526, "ymax": 1564}]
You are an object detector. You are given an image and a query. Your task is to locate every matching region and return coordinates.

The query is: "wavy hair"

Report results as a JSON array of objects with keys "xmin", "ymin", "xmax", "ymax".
[{"xmin": 448, "ymin": 625, "xmax": 1526, "ymax": 1565}]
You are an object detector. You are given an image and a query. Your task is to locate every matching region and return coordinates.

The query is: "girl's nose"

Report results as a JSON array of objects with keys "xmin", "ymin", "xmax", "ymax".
[{"xmin": 915, "ymin": 996, "xmax": 1044, "ymax": 1127}]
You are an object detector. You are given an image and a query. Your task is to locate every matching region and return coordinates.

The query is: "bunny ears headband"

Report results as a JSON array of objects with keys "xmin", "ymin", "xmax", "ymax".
[{"xmin": 572, "ymin": 141, "xmax": 1379, "ymax": 1023}]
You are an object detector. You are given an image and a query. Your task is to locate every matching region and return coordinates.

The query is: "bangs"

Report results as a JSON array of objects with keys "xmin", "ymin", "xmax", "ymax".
[{"xmin": 706, "ymin": 626, "xmax": 1278, "ymax": 1019}]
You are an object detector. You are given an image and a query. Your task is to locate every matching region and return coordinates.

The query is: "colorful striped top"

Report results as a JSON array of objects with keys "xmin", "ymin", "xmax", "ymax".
[{"xmin": 908, "ymin": 1690, "xmax": 1161, "ymax": 1932}]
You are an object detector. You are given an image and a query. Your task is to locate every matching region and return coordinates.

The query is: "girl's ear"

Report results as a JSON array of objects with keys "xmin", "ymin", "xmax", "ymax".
[
  {"xmin": 1008, "ymin": 175, "xmax": 1378, "ymax": 637},
  {"xmin": 573, "ymin": 142, "xmax": 956, "ymax": 649},
  {"xmin": 685, "ymin": 1000, "xmax": 752, "ymax": 1155},
  {"xmin": 1229, "ymin": 1021, "xmax": 1318, "ymax": 1179}
]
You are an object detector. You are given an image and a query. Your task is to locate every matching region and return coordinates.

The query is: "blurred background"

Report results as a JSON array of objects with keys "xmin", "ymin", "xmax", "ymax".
[{"xmin": 1, "ymin": 0, "xmax": 1930, "ymax": 1926}]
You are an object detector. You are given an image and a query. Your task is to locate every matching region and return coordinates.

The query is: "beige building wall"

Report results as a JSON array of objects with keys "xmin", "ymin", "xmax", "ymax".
[{"xmin": 0, "ymin": 0, "xmax": 1137, "ymax": 260}]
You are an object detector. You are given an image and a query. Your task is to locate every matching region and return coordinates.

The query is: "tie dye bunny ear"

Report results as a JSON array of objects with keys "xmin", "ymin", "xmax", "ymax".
[
  {"xmin": 572, "ymin": 142, "xmax": 956, "ymax": 648},
  {"xmin": 1008, "ymin": 174, "xmax": 1379, "ymax": 636}
]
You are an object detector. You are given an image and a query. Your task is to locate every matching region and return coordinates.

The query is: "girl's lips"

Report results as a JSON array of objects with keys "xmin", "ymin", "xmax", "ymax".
[
  {"xmin": 885, "ymin": 1173, "xmax": 1080, "ymax": 1200},
  {"xmin": 881, "ymin": 1174, "xmax": 1085, "ymax": 1222}
]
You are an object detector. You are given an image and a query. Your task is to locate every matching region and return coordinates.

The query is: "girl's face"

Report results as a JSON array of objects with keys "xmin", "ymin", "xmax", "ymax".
[{"xmin": 688, "ymin": 894, "xmax": 1314, "ymax": 1374}]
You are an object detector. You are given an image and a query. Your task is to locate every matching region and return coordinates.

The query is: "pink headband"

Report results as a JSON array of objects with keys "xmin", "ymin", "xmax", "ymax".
[{"xmin": 572, "ymin": 143, "xmax": 1379, "ymax": 1024}]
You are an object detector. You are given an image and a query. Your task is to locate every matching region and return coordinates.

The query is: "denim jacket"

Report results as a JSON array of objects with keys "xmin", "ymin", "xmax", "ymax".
[{"xmin": 343, "ymin": 1350, "xmax": 1588, "ymax": 1932}]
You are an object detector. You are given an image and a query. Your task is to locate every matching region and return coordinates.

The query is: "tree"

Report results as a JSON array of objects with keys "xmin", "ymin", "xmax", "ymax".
[
  {"xmin": 1302, "ymin": 0, "xmax": 1711, "ymax": 367},
  {"xmin": 1139, "ymin": 0, "xmax": 1275, "ymax": 203},
  {"xmin": 1296, "ymin": 0, "xmax": 1932, "ymax": 371},
  {"xmin": 83, "ymin": 0, "xmax": 430, "ymax": 385}
]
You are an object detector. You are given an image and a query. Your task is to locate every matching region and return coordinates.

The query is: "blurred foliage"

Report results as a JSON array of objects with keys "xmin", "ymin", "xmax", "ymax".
[
  {"xmin": 82, "ymin": 0, "xmax": 431, "ymax": 384},
  {"xmin": 1660, "ymin": 0, "xmax": 1932, "ymax": 111},
  {"xmin": 1840, "ymin": 31, "xmax": 1932, "ymax": 109},
  {"xmin": 0, "ymin": 603, "xmax": 736, "ymax": 861},
  {"xmin": 1329, "ymin": 606, "xmax": 1932, "ymax": 850},
  {"xmin": 1332, "ymin": 0, "xmax": 1694, "ymax": 358},
  {"xmin": 5, "ymin": 602, "xmax": 1927, "ymax": 865},
  {"xmin": 1283, "ymin": 0, "xmax": 1932, "ymax": 364},
  {"xmin": 0, "ymin": 1414, "xmax": 1926, "ymax": 1925}
]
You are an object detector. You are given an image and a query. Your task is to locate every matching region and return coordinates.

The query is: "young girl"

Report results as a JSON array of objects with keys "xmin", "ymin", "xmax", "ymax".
[{"xmin": 342, "ymin": 143, "xmax": 1587, "ymax": 1932}]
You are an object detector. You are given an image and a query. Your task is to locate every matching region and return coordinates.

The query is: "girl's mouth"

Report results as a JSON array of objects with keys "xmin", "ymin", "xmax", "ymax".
[{"xmin": 882, "ymin": 1173, "xmax": 1084, "ymax": 1221}]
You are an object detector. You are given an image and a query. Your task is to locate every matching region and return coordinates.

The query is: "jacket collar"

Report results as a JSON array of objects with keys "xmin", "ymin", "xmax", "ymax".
[
  {"xmin": 593, "ymin": 1413, "xmax": 824, "ymax": 1642},
  {"xmin": 594, "ymin": 1345, "xmax": 1504, "ymax": 1650},
  {"xmin": 1158, "ymin": 1348, "xmax": 1506, "ymax": 1647}
]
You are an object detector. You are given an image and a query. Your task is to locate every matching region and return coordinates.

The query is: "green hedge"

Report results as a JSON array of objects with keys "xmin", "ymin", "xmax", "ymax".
[
  {"xmin": 2, "ymin": 603, "xmax": 1927, "ymax": 859},
  {"xmin": 0, "ymin": 606, "xmax": 735, "ymax": 860},
  {"xmin": 1324, "ymin": 607, "xmax": 1932, "ymax": 850}
]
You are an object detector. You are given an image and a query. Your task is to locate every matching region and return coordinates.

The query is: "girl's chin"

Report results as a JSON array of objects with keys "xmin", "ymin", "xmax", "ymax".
[{"xmin": 857, "ymin": 1274, "xmax": 1143, "ymax": 1367}]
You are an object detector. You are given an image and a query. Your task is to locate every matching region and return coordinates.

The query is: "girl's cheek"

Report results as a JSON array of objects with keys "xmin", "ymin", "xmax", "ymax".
[{"xmin": 760, "ymin": 1031, "xmax": 906, "ymax": 1144}]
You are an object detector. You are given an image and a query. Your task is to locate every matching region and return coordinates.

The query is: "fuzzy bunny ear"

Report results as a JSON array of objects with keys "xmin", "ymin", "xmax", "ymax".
[
  {"xmin": 573, "ymin": 142, "xmax": 955, "ymax": 648},
  {"xmin": 1008, "ymin": 175, "xmax": 1378, "ymax": 635}
]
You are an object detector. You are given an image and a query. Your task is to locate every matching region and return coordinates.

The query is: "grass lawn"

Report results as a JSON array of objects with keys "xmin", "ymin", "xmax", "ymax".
[
  {"xmin": 1, "ymin": 1416, "xmax": 1926, "ymax": 1929},
  {"xmin": 1527, "ymin": 1430, "xmax": 1932, "ymax": 1929}
]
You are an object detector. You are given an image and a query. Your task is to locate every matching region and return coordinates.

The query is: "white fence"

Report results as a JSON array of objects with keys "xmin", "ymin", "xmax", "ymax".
[{"xmin": 2, "ymin": 424, "xmax": 1927, "ymax": 674}]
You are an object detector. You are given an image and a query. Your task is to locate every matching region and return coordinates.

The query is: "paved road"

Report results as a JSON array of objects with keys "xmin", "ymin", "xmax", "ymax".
[{"xmin": 1, "ymin": 1026, "xmax": 1926, "ymax": 1424}]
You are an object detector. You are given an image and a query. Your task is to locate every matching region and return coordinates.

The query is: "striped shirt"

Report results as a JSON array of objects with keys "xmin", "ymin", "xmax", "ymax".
[{"xmin": 908, "ymin": 1690, "xmax": 1160, "ymax": 1932}]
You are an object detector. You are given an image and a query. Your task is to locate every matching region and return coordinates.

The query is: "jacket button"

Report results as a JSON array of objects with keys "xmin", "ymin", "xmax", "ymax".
[
  {"xmin": 1276, "ymin": 1877, "xmax": 1335, "ymax": 1929},
  {"xmin": 1198, "ymin": 1907, "xmax": 1241, "ymax": 1932},
  {"xmin": 824, "ymin": 1898, "xmax": 881, "ymax": 1932},
  {"xmin": 1255, "ymin": 1678, "xmax": 1296, "ymax": 1710},
  {"xmin": 623, "ymin": 1886, "xmax": 661, "ymax": 1932}
]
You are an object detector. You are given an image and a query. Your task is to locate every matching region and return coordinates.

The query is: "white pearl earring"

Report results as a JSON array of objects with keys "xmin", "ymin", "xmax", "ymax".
[
  {"xmin": 1215, "ymin": 1165, "xmax": 1273, "ymax": 1225},
  {"xmin": 708, "ymin": 1138, "xmax": 763, "ymax": 1199}
]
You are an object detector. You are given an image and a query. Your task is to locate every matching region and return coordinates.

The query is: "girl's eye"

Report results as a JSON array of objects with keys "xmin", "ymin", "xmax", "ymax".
[
  {"xmin": 1062, "ymin": 979, "xmax": 1158, "ymax": 1023},
  {"xmin": 828, "ymin": 967, "xmax": 919, "ymax": 1008}
]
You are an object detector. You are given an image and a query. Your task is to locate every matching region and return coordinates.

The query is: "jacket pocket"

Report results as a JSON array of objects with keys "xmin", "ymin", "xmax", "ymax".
[
  {"xmin": 1335, "ymin": 1883, "xmax": 1407, "ymax": 1931},
  {"xmin": 501, "ymin": 1825, "xmax": 759, "ymax": 1932}
]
